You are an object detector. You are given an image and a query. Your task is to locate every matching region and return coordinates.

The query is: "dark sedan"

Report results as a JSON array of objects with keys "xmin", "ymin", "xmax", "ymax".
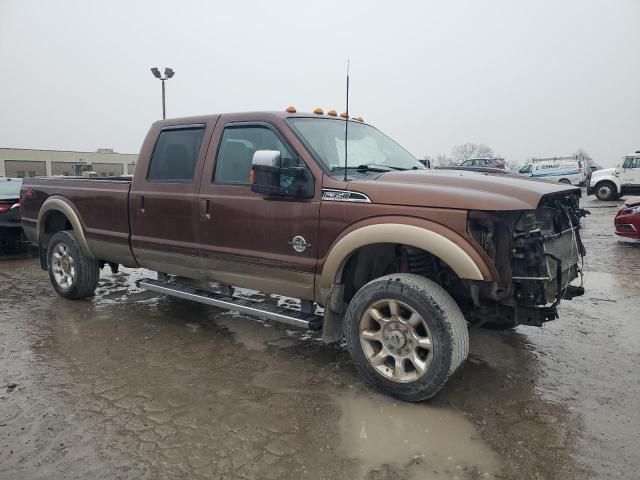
[{"xmin": 0, "ymin": 178, "xmax": 24, "ymax": 250}]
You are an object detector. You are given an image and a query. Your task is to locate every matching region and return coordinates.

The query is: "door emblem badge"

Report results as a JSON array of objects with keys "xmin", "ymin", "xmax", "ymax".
[{"xmin": 289, "ymin": 235, "xmax": 310, "ymax": 253}]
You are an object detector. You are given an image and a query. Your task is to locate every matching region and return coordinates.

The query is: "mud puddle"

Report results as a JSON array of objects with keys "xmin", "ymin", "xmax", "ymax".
[{"xmin": 338, "ymin": 392, "xmax": 499, "ymax": 479}]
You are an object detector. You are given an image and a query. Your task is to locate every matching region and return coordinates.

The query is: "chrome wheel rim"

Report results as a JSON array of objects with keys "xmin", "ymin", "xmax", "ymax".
[
  {"xmin": 359, "ymin": 298, "xmax": 434, "ymax": 383},
  {"xmin": 51, "ymin": 243, "xmax": 75, "ymax": 289}
]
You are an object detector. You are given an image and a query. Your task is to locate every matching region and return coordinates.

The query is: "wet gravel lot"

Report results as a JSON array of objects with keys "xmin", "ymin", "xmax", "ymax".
[{"xmin": 1, "ymin": 194, "xmax": 639, "ymax": 479}]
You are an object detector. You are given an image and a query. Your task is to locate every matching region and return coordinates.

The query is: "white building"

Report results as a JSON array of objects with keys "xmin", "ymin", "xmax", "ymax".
[{"xmin": 0, "ymin": 147, "xmax": 138, "ymax": 178}]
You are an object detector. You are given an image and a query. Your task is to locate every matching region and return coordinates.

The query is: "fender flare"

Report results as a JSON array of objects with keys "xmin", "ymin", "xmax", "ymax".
[
  {"xmin": 38, "ymin": 196, "xmax": 94, "ymax": 257},
  {"xmin": 318, "ymin": 221, "xmax": 490, "ymax": 303}
]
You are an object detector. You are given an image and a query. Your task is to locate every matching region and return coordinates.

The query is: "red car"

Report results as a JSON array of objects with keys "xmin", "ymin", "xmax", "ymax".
[{"xmin": 614, "ymin": 197, "xmax": 640, "ymax": 243}]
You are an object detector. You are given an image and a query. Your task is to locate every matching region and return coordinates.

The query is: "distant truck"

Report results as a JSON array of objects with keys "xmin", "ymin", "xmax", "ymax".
[
  {"xmin": 21, "ymin": 109, "xmax": 587, "ymax": 401},
  {"xmin": 517, "ymin": 157, "xmax": 588, "ymax": 186},
  {"xmin": 588, "ymin": 152, "xmax": 640, "ymax": 201}
]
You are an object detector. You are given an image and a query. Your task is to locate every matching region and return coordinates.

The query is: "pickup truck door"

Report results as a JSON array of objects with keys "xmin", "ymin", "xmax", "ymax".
[
  {"xmin": 129, "ymin": 121, "xmax": 216, "ymax": 275},
  {"xmin": 197, "ymin": 119, "xmax": 321, "ymax": 300}
]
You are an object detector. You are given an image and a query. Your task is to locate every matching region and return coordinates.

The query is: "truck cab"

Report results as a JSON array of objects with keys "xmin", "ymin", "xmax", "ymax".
[{"xmin": 588, "ymin": 152, "xmax": 640, "ymax": 200}]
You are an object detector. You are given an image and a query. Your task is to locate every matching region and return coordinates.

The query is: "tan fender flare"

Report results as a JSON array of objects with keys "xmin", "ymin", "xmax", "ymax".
[
  {"xmin": 318, "ymin": 222, "xmax": 490, "ymax": 304},
  {"xmin": 38, "ymin": 197, "xmax": 94, "ymax": 257}
]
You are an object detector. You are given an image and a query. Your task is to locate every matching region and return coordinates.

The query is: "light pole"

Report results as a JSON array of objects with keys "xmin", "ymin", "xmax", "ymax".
[{"xmin": 150, "ymin": 67, "xmax": 175, "ymax": 119}]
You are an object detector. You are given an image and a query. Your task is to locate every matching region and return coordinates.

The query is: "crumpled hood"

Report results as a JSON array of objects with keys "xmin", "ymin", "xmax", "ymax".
[
  {"xmin": 623, "ymin": 196, "xmax": 640, "ymax": 208},
  {"xmin": 348, "ymin": 169, "xmax": 580, "ymax": 211}
]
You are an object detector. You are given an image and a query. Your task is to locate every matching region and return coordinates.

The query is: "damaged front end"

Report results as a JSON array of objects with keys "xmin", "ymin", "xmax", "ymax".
[{"xmin": 468, "ymin": 191, "xmax": 589, "ymax": 327}]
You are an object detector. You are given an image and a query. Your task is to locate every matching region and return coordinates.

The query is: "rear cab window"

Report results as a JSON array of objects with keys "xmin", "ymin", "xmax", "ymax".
[{"xmin": 147, "ymin": 125, "xmax": 206, "ymax": 182}]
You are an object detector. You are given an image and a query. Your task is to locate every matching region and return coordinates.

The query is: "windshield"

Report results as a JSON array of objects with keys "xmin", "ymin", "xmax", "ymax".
[
  {"xmin": 0, "ymin": 179, "xmax": 22, "ymax": 199},
  {"xmin": 287, "ymin": 117, "xmax": 424, "ymax": 171},
  {"xmin": 519, "ymin": 164, "xmax": 533, "ymax": 174}
]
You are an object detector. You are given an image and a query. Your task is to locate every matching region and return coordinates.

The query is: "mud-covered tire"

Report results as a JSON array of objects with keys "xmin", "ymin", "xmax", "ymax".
[
  {"xmin": 344, "ymin": 274, "xmax": 469, "ymax": 402},
  {"xmin": 595, "ymin": 181, "xmax": 617, "ymax": 201},
  {"xmin": 47, "ymin": 230, "xmax": 100, "ymax": 299}
]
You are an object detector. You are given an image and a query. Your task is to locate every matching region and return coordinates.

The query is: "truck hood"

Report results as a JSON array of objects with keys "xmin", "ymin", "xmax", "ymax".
[
  {"xmin": 590, "ymin": 167, "xmax": 616, "ymax": 181},
  {"xmin": 348, "ymin": 169, "xmax": 580, "ymax": 211}
]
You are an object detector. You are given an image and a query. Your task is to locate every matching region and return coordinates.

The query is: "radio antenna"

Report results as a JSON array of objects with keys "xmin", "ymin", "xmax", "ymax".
[{"xmin": 343, "ymin": 59, "xmax": 350, "ymax": 182}]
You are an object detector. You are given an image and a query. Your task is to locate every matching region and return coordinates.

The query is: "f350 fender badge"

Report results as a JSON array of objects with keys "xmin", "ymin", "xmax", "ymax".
[{"xmin": 289, "ymin": 235, "xmax": 310, "ymax": 253}]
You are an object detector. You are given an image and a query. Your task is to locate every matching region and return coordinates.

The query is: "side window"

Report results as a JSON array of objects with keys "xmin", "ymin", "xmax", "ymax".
[
  {"xmin": 629, "ymin": 157, "xmax": 640, "ymax": 169},
  {"xmin": 147, "ymin": 126, "xmax": 205, "ymax": 182},
  {"xmin": 214, "ymin": 126, "xmax": 298, "ymax": 185}
]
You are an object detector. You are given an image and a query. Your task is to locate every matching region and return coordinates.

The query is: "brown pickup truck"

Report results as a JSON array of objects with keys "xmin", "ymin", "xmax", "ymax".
[{"xmin": 21, "ymin": 109, "xmax": 587, "ymax": 401}]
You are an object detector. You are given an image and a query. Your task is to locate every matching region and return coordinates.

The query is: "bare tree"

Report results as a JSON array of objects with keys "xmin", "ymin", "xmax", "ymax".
[
  {"xmin": 435, "ymin": 153, "xmax": 452, "ymax": 167},
  {"xmin": 573, "ymin": 148, "xmax": 591, "ymax": 161},
  {"xmin": 450, "ymin": 143, "xmax": 495, "ymax": 163}
]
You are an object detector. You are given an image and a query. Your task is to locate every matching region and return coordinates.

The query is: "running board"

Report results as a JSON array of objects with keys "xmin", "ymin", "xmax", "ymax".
[{"xmin": 137, "ymin": 278, "xmax": 323, "ymax": 331}]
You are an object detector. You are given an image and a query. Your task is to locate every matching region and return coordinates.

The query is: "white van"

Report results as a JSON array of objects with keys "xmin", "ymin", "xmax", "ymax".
[{"xmin": 518, "ymin": 159, "xmax": 586, "ymax": 185}]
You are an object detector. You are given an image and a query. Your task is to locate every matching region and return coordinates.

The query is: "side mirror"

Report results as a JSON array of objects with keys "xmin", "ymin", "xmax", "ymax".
[{"xmin": 250, "ymin": 150, "xmax": 314, "ymax": 199}]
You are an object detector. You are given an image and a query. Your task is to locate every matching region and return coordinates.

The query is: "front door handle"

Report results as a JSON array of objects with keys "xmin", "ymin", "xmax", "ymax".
[
  {"xmin": 136, "ymin": 195, "xmax": 145, "ymax": 215},
  {"xmin": 199, "ymin": 199, "xmax": 211, "ymax": 221}
]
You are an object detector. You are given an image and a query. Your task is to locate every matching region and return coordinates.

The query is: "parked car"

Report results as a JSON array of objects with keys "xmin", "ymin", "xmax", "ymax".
[
  {"xmin": 21, "ymin": 109, "xmax": 587, "ymax": 401},
  {"xmin": 458, "ymin": 158, "xmax": 506, "ymax": 169},
  {"xmin": 0, "ymin": 178, "xmax": 24, "ymax": 250},
  {"xmin": 517, "ymin": 159, "xmax": 587, "ymax": 186},
  {"xmin": 614, "ymin": 197, "xmax": 640, "ymax": 243},
  {"xmin": 588, "ymin": 152, "xmax": 640, "ymax": 201}
]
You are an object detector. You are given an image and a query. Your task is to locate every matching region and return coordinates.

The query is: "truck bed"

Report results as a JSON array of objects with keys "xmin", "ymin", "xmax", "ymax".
[{"xmin": 21, "ymin": 176, "xmax": 136, "ymax": 267}]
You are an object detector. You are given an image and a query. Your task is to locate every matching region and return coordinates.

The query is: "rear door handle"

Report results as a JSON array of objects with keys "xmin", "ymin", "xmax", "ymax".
[{"xmin": 199, "ymin": 199, "xmax": 211, "ymax": 221}]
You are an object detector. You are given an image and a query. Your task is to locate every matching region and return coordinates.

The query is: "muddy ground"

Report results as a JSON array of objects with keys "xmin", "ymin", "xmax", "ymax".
[{"xmin": 1, "ymin": 194, "xmax": 639, "ymax": 479}]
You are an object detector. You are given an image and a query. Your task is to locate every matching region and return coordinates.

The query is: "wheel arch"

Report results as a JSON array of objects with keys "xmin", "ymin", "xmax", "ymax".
[
  {"xmin": 594, "ymin": 178, "xmax": 620, "ymax": 193},
  {"xmin": 317, "ymin": 220, "xmax": 492, "ymax": 305},
  {"xmin": 38, "ymin": 197, "xmax": 94, "ymax": 257}
]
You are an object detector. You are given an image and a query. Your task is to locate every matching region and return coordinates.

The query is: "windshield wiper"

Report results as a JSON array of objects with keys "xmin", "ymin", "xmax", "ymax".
[{"xmin": 332, "ymin": 163, "xmax": 406, "ymax": 172}]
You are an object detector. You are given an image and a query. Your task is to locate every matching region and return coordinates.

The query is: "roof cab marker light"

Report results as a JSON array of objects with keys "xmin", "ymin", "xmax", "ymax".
[
  {"xmin": 354, "ymin": 116, "xmax": 364, "ymax": 122},
  {"xmin": 339, "ymin": 112, "xmax": 349, "ymax": 119},
  {"xmin": 327, "ymin": 109, "xmax": 337, "ymax": 117},
  {"xmin": 286, "ymin": 105, "xmax": 297, "ymax": 113},
  {"xmin": 313, "ymin": 107, "xmax": 324, "ymax": 115}
]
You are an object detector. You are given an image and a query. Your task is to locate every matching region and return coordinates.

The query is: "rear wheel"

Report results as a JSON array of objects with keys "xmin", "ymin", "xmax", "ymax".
[
  {"xmin": 344, "ymin": 274, "xmax": 469, "ymax": 401},
  {"xmin": 47, "ymin": 231, "xmax": 100, "ymax": 299},
  {"xmin": 558, "ymin": 178, "xmax": 572, "ymax": 185},
  {"xmin": 595, "ymin": 181, "xmax": 617, "ymax": 201}
]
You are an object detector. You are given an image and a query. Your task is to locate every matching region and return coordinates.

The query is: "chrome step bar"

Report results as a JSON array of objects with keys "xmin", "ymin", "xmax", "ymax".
[{"xmin": 137, "ymin": 278, "xmax": 323, "ymax": 331}]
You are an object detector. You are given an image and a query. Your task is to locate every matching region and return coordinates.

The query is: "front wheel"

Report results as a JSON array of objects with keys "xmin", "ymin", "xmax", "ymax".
[
  {"xmin": 47, "ymin": 231, "xmax": 100, "ymax": 299},
  {"xmin": 595, "ymin": 182, "xmax": 617, "ymax": 201},
  {"xmin": 344, "ymin": 274, "xmax": 469, "ymax": 402}
]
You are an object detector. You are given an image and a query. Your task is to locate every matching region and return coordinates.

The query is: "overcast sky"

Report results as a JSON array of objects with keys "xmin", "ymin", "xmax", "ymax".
[{"xmin": 1, "ymin": 0, "xmax": 638, "ymax": 166}]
